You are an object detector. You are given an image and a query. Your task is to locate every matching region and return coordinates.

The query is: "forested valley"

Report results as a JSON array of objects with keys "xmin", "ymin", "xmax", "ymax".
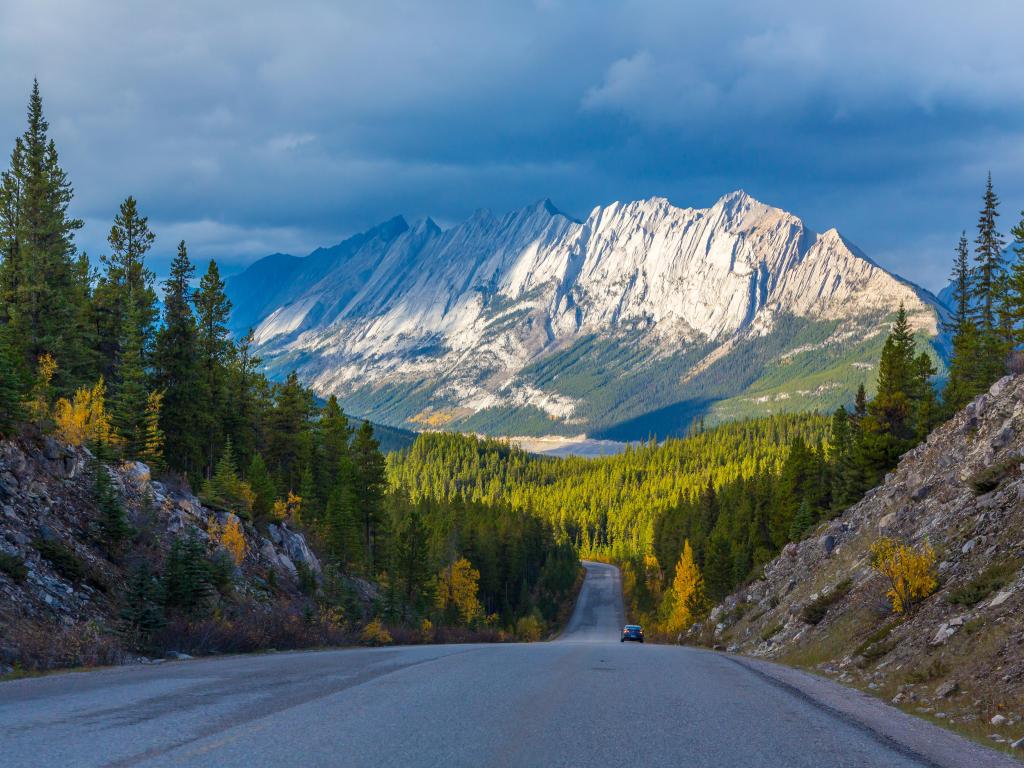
[{"xmin": 2, "ymin": 80, "xmax": 1024, "ymax": 661}]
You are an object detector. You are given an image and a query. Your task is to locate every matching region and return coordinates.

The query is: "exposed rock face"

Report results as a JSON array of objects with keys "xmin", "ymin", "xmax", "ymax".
[
  {"xmin": 0, "ymin": 436, "xmax": 321, "ymax": 650},
  {"xmin": 699, "ymin": 375, "xmax": 1024, "ymax": 741},
  {"xmin": 228, "ymin": 191, "xmax": 943, "ymax": 437}
]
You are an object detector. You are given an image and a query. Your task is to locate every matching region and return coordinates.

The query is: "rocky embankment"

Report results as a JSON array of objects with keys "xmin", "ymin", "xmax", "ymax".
[
  {"xmin": 0, "ymin": 434, "xmax": 357, "ymax": 673},
  {"xmin": 696, "ymin": 375, "xmax": 1024, "ymax": 751}
]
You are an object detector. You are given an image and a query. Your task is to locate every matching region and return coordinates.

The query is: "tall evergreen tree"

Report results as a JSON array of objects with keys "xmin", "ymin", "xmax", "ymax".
[
  {"xmin": 352, "ymin": 420, "xmax": 387, "ymax": 572},
  {"xmin": 944, "ymin": 232, "xmax": 983, "ymax": 412},
  {"xmin": 0, "ymin": 80, "xmax": 90, "ymax": 392},
  {"xmin": 111, "ymin": 304, "xmax": 149, "ymax": 455},
  {"xmin": 92, "ymin": 196, "xmax": 157, "ymax": 377},
  {"xmin": 194, "ymin": 259, "xmax": 232, "ymax": 474},
  {"xmin": 265, "ymin": 371, "xmax": 312, "ymax": 491},
  {"xmin": 153, "ymin": 241, "xmax": 200, "ymax": 473},
  {"xmin": 973, "ymin": 173, "xmax": 1009, "ymax": 383}
]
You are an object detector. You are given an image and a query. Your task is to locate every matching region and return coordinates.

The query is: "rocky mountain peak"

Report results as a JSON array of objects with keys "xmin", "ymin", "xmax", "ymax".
[{"xmin": 227, "ymin": 191, "xmax": 944, "ymax": 439}]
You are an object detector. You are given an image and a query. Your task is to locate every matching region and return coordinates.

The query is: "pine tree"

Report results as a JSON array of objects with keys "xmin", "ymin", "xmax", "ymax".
[
  {"xmin": 153, "ymin": 241, "xmax": 200, "ymax": 473},
  {"xmin": 0, "ymin": 81, "xmax": 90, "ymax": 393},
  {"xmin": 703, "ymin": 533, "xmax": 733, "ymax": 602},
  {"xmin": 973, "ymin": 173, "xmax": 1009, "ymax": 383},
  {"xmin": 194, "ymin": 259, "xmax": 232, "ymax": 474},
  {"xmin": 393, "ymin": 498, "xmax": 434, "ymax": 621},
  {"xmin": 945, "ymin": 234, "xmax": 982, "ymax": 412},
  {"xmin": 120, "ymin": 562, "xmax": 165, "ymax": 649},
  {"xmin": 92, "ymin": 196, "xmax": 157, "ymax": 377},
  {"xmin": 94, "ymin": 457, "xmax": 133, "ymax": 550},
  {"xmin": 246, "ymin": 453, "xmax": 277, "ymax": 521},
  {"xmin": 352, "ymin": 420, "xmax": 387, "ymax": 572},
  {"xmin": 265, "ymin": 371, "xmax": 312, "ymax": 491},
  {"xmin": 162, "ymin": 536, "xmax": 214, "ymax": 618},
  {"xmin": 974, "ymin": 173, "xmax": 1006, "ymax": 333},
  {"xmin": 111, "ymin": 304, "xmax": 149, "ymax": 456},
  {"xmin": 788, "ymin": 499, "xmax": 814, "ymax": 540}
]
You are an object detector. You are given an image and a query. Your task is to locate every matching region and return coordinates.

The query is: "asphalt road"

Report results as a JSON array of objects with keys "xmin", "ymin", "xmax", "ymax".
[{"xmin": 1, "ymin": 561, "xmax": 1018, "ymax": 767}]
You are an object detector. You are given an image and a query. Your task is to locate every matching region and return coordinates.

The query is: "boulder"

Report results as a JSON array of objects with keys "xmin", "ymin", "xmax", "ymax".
[
  {"xmin": 122, "ymin": 461, "xmax": 152, "ymax": 490},
  {"xmin": 991, "ymin": 714, "xmax": 1009, "ymax": 726}
]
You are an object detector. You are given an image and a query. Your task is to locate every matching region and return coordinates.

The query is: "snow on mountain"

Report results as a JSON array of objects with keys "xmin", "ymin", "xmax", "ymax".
[{"xmin": 227, "ymin": 191, "xmax": 943, "ymax": 439}]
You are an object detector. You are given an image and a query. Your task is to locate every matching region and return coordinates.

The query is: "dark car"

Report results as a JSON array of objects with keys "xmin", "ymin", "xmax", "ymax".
[{"xmin": 621, "ymin": 624, "xmax": 644, "ymax": 643}]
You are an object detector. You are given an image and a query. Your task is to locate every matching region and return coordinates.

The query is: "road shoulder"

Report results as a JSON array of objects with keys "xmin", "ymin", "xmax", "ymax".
[{"xmin": 727, "ymin": 653, "xmax": 1023, "ymax": 768}]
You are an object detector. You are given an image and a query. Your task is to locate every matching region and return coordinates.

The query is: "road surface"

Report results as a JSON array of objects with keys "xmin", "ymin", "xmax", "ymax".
[{"xmin": 1, "ymin": 561, "xmax": 1018, "ymax": 767}]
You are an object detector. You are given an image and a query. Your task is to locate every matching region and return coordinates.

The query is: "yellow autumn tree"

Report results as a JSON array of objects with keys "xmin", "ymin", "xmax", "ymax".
[
  {"xmin": 437, "ymin": 557, "xmax": 481, "ymax": 625},
  {"xmin": 664, "ymin": 539, "xmax": 704, "ymax": 635},
  {"xmin": 53, "ymin": 377, "xmax": 117, "ymax": 447},
  {"xmin": 870, "ymin": 537, "xmax": 937, "ymax": 613},
  {"xmin": 208, "ymin": 514, "xmax": 247, "ymax": 565},
  {"xmin": 26, "ymin": 354, "xmax": 57, "ymax": 421},
  {"xmin": 139, "ymin": 390, "xmax": 165, "ymax": 470}
]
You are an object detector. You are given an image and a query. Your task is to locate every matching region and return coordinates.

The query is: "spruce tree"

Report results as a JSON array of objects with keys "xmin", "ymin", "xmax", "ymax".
[
  {"xmin": 162, "ymin": 536, "xmax": 214, "ymax": 618},
  {"xmin": 91, "ymin": 451, "xmax": 134, "ymax": 552},
  {"xmin": 702, "ymin": 533, "xmax": 734, "ymax": 602},
  {"xmin": 111, "ymin": 304, "xmax": 150, "ymax": 456},
  {"xmin": 246, "ymin": 453, "xmax": 277, "ymax": 522},
  {"xmin": 0, "ymin": 81, "xmax": 90, "ymax": 392},
  {"xmin": 120, "ymin": 562, "xmax": 165, "ymax": 649},
  {"xmin": 153, "ymin": 241, "xmax": 200, "ymax": 473},
  {"xmin": 194, "ymin": 259, "xmax": 232, "ymax": 474},
  {"xmin": 393, "ymin": 499, "xmax": 433, "ymax": 621},
  {"xmin": 944, "ymin": 232, "xmax": 982, "ymax": 412},
  {"xmin": 973, "ymin": 173, "xmax": 1009, "ymax": 383},
  {"xmin": 265, "ymin": 371, "xmax": 313, "ymax": 491},
  {"xmin": 352, "ymin": 421, "xmax": 387, "ymax": 572},
  {"xmin": 93, "ymin": 196, "xmax": 157, "ymax": 377}
]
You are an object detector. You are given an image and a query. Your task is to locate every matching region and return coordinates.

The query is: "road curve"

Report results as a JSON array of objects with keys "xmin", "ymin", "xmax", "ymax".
[{"xmin": 1, "ymin": 561, "xmax": 1017, "ymax": 768}]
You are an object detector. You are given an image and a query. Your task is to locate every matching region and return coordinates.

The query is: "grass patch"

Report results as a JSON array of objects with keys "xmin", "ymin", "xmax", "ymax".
[
  {"xmin": 760, "ymin": 621, "xmax": 784, "ymax": 642},
  {"xmin": 904, "ymin": 657, "xmax": 949, "ymax": 684},
  {"xmin": 854, "ymin": 618, "xmax": 902, "ymax": 663},
  {"xmin": 967, "ymin": 458, "xmax": 1018, "ymax": 495},
  {"xmin": 801, "ymin": 578, "xmax": 853, "ymax": 625},
  {"xmin": 947, "ymin": 559, "xmax": 1023, "ymax": 607},
  {"xmin": 0, "ymin": 551, "xmax": 28, "ymax": 583}
]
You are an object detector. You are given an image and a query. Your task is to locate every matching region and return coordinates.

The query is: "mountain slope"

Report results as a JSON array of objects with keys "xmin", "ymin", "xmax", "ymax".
[
  {"xmin": 699, "ymin": 374, "xmax": 1024, "ymax": 749},
  {"xmin": 227, "ymin": 192, "xmax": 944, "ymax": 439}
]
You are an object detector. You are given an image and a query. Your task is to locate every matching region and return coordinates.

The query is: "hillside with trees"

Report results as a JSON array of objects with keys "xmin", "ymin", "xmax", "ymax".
[{"xmin": 0, "ymin": 83, "xmax": 578, "ymax": 670}]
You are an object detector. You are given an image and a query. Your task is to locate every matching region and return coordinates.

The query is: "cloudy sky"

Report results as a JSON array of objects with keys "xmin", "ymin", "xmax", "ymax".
[{"xmin": 2, "ymin": 0, "xmax": 1023, "ymax": 290}]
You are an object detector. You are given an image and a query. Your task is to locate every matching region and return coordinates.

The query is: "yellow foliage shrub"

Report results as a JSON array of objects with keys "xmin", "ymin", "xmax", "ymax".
[
  {"xmin": 208, "ymin": 515, "xmax": 247, "ymax": 565},
  {"xmin": 271, "ymin": 492, "xmax": 302, "ymax": 523},
  {"xmin": 360, "ymin": 617, "xmax": 393, "ymax": 646},
  {"xmin": 53, "ymin": 377, "xmax": 118, "ymax": 447},
  {"xmin": 870, "ymin": 537, "xmax": 938, "ymax": 614},
  {"xmin": 515, "ymin": 614, "xmax": 544, "ymax": 642}
]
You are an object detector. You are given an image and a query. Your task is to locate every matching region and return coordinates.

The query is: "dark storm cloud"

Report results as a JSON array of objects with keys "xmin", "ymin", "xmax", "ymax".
[{"xmin": 2, "ymin": 0, "xmax": 1022, "ymax": 288}]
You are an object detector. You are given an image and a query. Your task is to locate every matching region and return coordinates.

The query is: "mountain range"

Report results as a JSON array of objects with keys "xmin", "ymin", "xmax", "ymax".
[{"xmin": 225, "ymin": 191, "xmax": 945, "ymax": 441}]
